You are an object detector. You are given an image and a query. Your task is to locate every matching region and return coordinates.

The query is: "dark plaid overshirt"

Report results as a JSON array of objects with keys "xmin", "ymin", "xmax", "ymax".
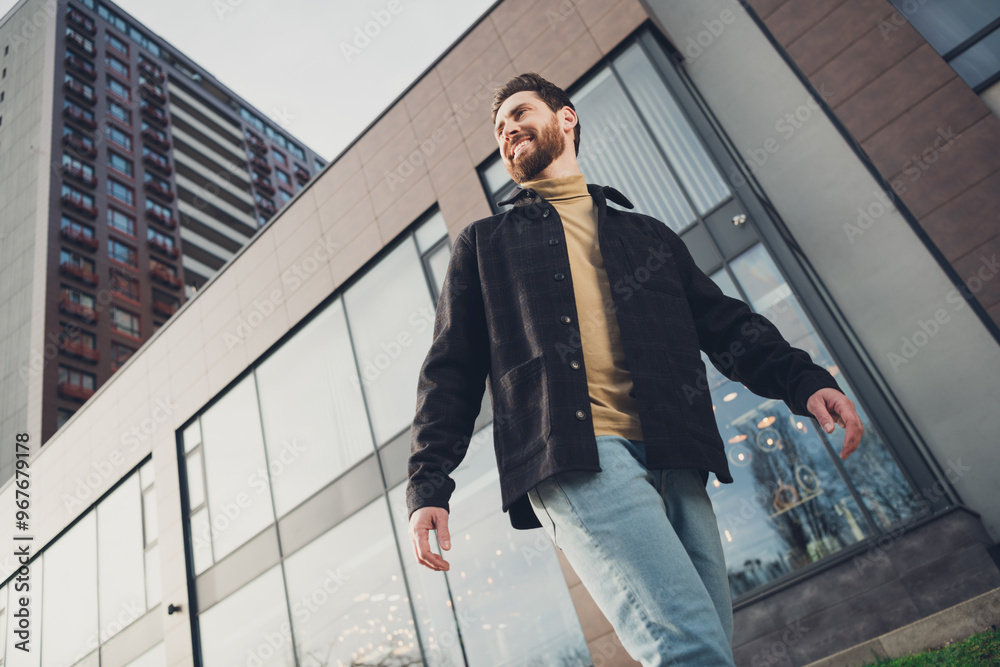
[{"xmin": 407, "ymin": 183, "xmax": 842, "ymax": 529}]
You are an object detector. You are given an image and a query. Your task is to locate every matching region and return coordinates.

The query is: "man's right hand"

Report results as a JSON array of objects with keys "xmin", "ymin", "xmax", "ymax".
[{"xmin": 409, "ymin": 506, "xmax": 452, "ymax": 571}]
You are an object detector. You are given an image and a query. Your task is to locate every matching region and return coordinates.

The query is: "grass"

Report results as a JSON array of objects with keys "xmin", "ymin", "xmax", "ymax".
[{"xmin": 862, "ymin": 626, "xmax": 1000, "ymax": 666}]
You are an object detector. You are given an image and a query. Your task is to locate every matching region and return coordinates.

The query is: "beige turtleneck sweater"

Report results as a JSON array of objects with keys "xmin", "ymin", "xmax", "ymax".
[{"xmin": 521, "ymin": 173, "xmax": 644, "ymax": 442}]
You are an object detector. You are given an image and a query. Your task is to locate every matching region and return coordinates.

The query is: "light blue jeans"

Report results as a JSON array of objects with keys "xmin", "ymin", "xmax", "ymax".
[{"xmin": 527, "ymin": 435, "xmax": 736, "ymax": 666}]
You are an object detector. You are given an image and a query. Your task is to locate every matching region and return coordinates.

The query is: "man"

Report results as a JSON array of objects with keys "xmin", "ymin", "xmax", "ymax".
[{"xmin": 406, "ymin": 72, "xmax": 864, "ymax": 666}]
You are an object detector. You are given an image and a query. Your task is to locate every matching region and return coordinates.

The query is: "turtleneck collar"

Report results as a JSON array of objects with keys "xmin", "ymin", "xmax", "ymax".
[{"xmin": 520, "ymin": 173, "xmax": 589, "ymax": 202}]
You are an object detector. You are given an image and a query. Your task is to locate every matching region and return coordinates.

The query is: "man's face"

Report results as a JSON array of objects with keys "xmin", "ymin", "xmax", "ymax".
[{"xmin": 494, "ymin": 91, "xmax": 567, "ymax": 183}]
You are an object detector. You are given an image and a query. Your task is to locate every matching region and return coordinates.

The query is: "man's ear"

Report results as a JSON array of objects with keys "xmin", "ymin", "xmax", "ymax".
[{"xmin": 560, "ymin": 106, "xmax": 578, "ymax": 132}]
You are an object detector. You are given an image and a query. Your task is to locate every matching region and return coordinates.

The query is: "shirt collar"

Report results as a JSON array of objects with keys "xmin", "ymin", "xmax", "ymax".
[{"xmin": 496, "ymin": 183, "xmax": 635, "ymax": 210}]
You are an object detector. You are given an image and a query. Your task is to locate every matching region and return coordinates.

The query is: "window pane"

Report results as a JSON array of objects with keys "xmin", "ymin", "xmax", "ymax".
[
  {"xmin": 183, "ymin": 419, "xmax": 202, "ymax": 452},
  {"xmin": 414, "ymin": 210, "xmax": 448, "ymax": 254},
  {"xmin": 190, "ymin": 507, "xmax": 214, "ymax": 575},
  {"xmin": 200, "ymin": 375, "xmax": 275, "ymax": 560},
  {"xmin": 572, "ymin": 68, "xmax": 696, "ymax": 231},
  {"xmin": 344, "ymin": 239, "xmax": 436, "ymax": 445},
  {"xmin": 42, "ymin": 513, "xmax": 97, "ymax": 667},
  {"xmin": 614, "ymin": 43, "xmax": 730, "ymax": 214},
  {"xmin": 255, "ymin": 299, "xmax": 375, "ymax": 517},
  {"xmin": 98, "ymin": 475, "xmax": 146, "ymax": 642},
  {"xmin": 387, "ymin": 483, "xmax": 464, "ymax": 666},
  {"xmin": 284, "ymin": 499, "xmax": 421, "ymax": 667},
  {"xmin": 186, "ymin": 449, "xmax": 206, "ymax": 509},
  {"xmin": 199, "ymin": 566, "xmax": 293, "ymax": 667},
  {"xmin": 145, "ymin": 545, "xmax": 161, "ymax": 607},
  {"xmin": 426, "ymin": 242, "xmax": 450, "ymax": 300},
  {"xmin": 890, "ymin": 0, "xmax": 1000, "ymax": 54},
  {"xmin": 143, "ymin": 487, "xmax": 159, "ymax": 545},
  {"xmin": 950, "ymin": 26, "xmax": 1000, "ymax": 89},
  {"xmin": 444, "ymin": 423, "xmax": 591, "ymax": 665},
  {"xmin": 703, "ymin": 246, "xmax": 924, "ymax": 597},
  {"xmin": 139, "ymin": 459, "xmax": 155, "ymax": 489}
]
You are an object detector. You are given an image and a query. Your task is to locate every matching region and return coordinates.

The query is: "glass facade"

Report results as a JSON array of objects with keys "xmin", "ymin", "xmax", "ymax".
[
  {"xmin": 181, "ymin": 210, "xmax": 590, "ymax": 666},
  {"xmin": 479, "ymin": 35, "xmax": 926, "ymax": 599},
  {"xmin": 0, "ymin": 461, "xmax": 161, "ymax": 667}
]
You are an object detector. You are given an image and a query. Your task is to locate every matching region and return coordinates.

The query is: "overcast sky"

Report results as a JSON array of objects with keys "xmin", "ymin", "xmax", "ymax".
[{"xmin": 2, "ymin": 0, "xmax": 497, "ymax": 160}]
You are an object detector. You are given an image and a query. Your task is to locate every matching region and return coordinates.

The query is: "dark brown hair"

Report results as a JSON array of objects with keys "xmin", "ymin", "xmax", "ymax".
[{"xmin": 491, "ymin": 73, "xmax": 581, "ymax": 155}]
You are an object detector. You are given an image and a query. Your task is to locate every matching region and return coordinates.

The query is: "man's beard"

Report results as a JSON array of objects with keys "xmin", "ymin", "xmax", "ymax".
[{"xmin": 506, "ymin": 115, "xmax": 565, "ymax": 183}]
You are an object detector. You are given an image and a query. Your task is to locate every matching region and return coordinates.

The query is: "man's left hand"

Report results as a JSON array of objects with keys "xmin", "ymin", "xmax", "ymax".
[{"xmin": 806, "ymin": 388, "xmax": 864, "ymax": 460}]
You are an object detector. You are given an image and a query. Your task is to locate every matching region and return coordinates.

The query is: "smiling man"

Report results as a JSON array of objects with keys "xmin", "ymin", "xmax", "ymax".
[{"xmin": 406, "ymin": 72, "xmax": 864, "ymax": 666}]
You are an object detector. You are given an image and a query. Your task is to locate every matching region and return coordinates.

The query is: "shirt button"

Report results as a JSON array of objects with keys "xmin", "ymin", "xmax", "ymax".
[
  {"xmin": 575, "ymin": 410, "xmax": 586, "ymax": 420},
  {"xmin": 560, "ymin": 315, "xmax": 571, "ymax": 324},
  {"xmin": 542, "ymin": 209, "xmax": 550, "ymax": 218},
  {"xmin": 548, "ymin": 239, "xmax": 559, "ymax": 246},
  {"xmin": 554, "ymin": 273, "xmax": 565, "ymax": 281},
  {"xmin": 570, "ymin": 360, "xmax": 581, "ymax": 370}
]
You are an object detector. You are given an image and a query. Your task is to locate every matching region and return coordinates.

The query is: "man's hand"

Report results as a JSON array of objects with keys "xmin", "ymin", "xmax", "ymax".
[
  {"xmin": 806, "ymin": 388, "xmax": 864, "ymax": 460},
  {"xmin": 409, "ymin": 506, "xmax": 452, "ymax": 571}
]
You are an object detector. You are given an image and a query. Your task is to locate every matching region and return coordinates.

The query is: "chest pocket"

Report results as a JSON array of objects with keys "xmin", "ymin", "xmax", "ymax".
[{"xmin": 617, "ymin": 235, "xmax": 685, "ymax": 298}]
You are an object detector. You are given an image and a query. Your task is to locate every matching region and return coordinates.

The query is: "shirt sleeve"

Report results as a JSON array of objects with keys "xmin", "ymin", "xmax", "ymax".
[
  {"xmin": 664, "ymin": 227, "xmax": 843, "ymax": 418},
  {"xmin": 406, "ymin": 229, "xmax": 491, "ymax": 519}
]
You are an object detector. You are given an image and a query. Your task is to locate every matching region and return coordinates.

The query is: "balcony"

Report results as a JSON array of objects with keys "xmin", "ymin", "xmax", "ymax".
[
  {"xmin": 65, "ymin": 31, "xmax": 95, "ymax": 57},
  {"xmin": 150, "ymin": 266, "xmax": 182, "ymax": 290},
  {"xmin": 58, "ymin": 382, "xmax": 95, "ymax": 402},
  {"xmin": 63, "ymin": 78, "xmax": 96, "ymax": 105},
  {"xmin": 61, "ymin": 191, "xmax": 98, "ymax": 218},
  {"xmin": 143, "ymin": 152, "xmax": 172, "ymax": 175},
  {"xmin": 60, "ymin": 226, "xmax": 99, "ymax": 251},
  {"xmin": 62, "ymin": 133, "xmax": 97, "ymax": 159},
  {"xmin": 62, "ymin": 162, "xmax": 96, "ymax": 188},
  {"xmin": 256, "ymin": 199, "xmax": 276, "ymax": 216},
  {"xmin": 140, "ymin": 81, "xmax": 167, "ymax": 105},
  {"xmin": 140, "ymin": 101, "xmax": 168, "ymax": 125},
  {"xmin": 65, "ymin": 54, "xmax": 96, "ymax": 80},
  {"xmin": 148, "ymin": 237, "xmax": 179, "ymax": 258},
  {"xmin": 144, "ymin": 179, "xmax": 175, "ymax": 202},
  {"xmin": 66, "ymin": 9, "xmax": 96, "ymax": 35},
  {"xmin": 138, "ymin": 60, "xmax": 165, "ymax": 82},
  {"xmin": 253, "ymin": 178, "xmax": 275, "ymax": 196},
  {"xmin": 63, "ymin": 105, "xmax": 97, "ymax": 130},
  {"xmin": 58, "ymin": 294, "xmax": 98, "ymax": 322},
  {"xmin": 294, "ymin": 167, "xmax": 310, "ymax": 183},
  {"xmin": 142, "ymin": 127, "xmax": 171, "ymax": 151},
  {"xmin": 153, "ymin": 300, "xmax": 178, "ymax": 318},
  {"xmin": 63, "ymin": 340, "xmax": 99, "ymax": 363},
  {"xmin": 146, "ymin": 207, "xmax": 177, "ymax": 228},
  {"xmin": 60, "ymin": 261, "xmax": 99, "ymax": 286},
  {"xmin": 249, "ymin": 155, "xmax": 271, "ymax": 174}
]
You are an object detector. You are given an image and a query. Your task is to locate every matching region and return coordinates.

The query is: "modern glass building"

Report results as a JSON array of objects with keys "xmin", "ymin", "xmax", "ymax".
[{"xmin": 2, "ymin": 0, "xmax": 999, "ymax": 666}]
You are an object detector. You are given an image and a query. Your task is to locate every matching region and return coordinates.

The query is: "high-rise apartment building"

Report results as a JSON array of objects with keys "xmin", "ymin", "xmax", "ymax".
[{"xmin": 0, "ymin": 0, "xmax": 326, "ymax": 475}]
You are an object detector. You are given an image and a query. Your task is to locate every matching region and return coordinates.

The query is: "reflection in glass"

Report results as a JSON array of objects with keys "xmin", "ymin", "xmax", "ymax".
[
  {"xmin": 284, "ymin": 499, "xmax": 420, "ymax": 667},
  {"xmin": 388, "ymin": 483, "xmax": 464, "ymax": 667},
  {"xmin": 186, "ymin": 449, "xmax": 205, "ymax": 510},
  {"xmin": 445, "ymin": 424, "xmax": 591, "ymax": 666},
  {"xmin": 200, "ymin": 374, "xmax": 275, "ymax": 561},
  {"xmin": 614, "ymin": 43, "xmax": 729, "ymax": 214},
  {"xmin": 98, "ymin": 475, "xmax": 146, "ymax": 642},
  {"xmin": 698, "ymin": 248, "xmax": 923, "ymax": 597},
  {"xmin": 572, "ymin": 68, "xmax": 695, "ymax": 231},
  {"xmin": 42, "ymin": 513, "xmax": 97, "ymax": 667},
  {"xmin": 415, "ymin": 210, "xmax": 448, "ymax": 254},
  {"xmin": 191, "ymin": 507, "xmax": 214, "ymax": 575},
  {"xmin": 256, "ymin": 298, "xmax": 374, "ymax": 516},
  {"xmin": 344, "ymin": 239, "xmax": 436, "ymax": 445},
  {"xmin": 200, "ymin": 566, "xmax": 293, "ymax": 667}
]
